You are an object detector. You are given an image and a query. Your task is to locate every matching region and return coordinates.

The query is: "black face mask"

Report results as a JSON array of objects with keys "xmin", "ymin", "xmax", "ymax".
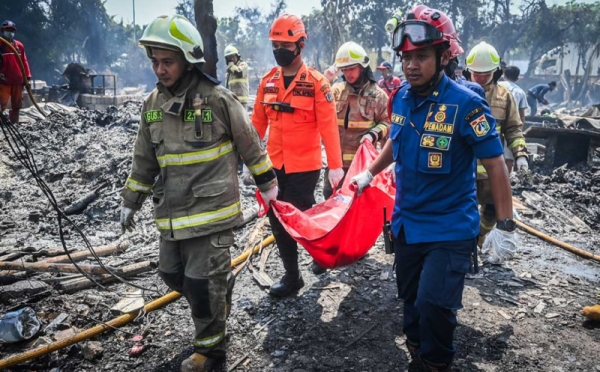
[
  {"xmin": 225, "ymin": 57, "xmax": 233, "ymax": 64},
  {"xmin": 273, "ymin": 48, "xmax": 298, "ymax": 67}
]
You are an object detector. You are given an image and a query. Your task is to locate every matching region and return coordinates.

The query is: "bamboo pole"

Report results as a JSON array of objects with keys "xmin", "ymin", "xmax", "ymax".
[
  {"xmin": 0, "ymin": 261, "xmax": 121, "ymax": 275},
  {"xmin": 0, "ymin": 235, "xmax": 275, "ymax": 370},
  {"xmin": 516, "ymin": 220, "xmax": 600, "ymax": 262}
]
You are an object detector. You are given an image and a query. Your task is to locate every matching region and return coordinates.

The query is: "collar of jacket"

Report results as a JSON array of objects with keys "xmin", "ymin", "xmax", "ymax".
[
  {"xmin": 483, "ymin": 82, "xmax": 497, "ymax": 93},
  {"xmin": 344, "ymin": 79, "xmax": 376, "ymax": 97},
  {"xmin": 156, "ymin": 71, "xmax": 201, "ymax": 117}
]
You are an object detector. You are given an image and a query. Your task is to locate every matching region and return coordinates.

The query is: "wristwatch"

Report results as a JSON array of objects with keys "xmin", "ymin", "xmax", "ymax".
[{"xmin": 496, "ymin": 219, "xmax": 517, "ymax": 232}]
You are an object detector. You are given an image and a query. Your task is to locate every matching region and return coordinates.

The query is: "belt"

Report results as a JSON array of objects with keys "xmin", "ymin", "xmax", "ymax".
[{"xmin": 261, "ymin": 101, "xmax": 294, "ymax": 113}]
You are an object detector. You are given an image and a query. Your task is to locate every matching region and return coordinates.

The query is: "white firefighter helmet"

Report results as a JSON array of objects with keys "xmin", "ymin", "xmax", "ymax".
[
  {"xmin": 335, "ymin": 42, "xmax": 370, "ymax": 69},
  {"xmin": 224, "ymin": 45, "xmax": 239, "ymax": 57},
  {"xmin": 139, "ymin": 15, "xmax": 205, "ymax": 64},
  {"xmin": 466, "ymin": 41, "xmax": 500, "ymax": 73}
]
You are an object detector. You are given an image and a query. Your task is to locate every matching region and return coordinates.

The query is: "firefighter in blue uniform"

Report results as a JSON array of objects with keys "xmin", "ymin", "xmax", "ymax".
[{"xmin": 352, "ymin": 5, "xmax": 518, "ymax": 371}]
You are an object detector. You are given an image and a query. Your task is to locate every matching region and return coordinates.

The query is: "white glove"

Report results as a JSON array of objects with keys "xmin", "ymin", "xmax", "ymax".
[
  {"xmin": 120, "ymin": 206, "xmax": 137, "ymax": 233},
  {"xmin": 516, "ymin": 157, "xmax": 529, "ymax": 171},
  {"xmin": 482, "ymin": 228, "xmax": 519, "ymax": 264},
  {"xmin": 242, "ymin": 164, "xmax": 255, "ymax": 186},
  {"xmin": 350, "ymin": 170, "xmax": 373, "ymax": 196},
  {"xmin": 328, "ymin": 168, "xmax": 345, "ymax": 190},
  {"xmin": 360, "ymin": 133, "xmax": 376, "ymax": 144},
  {"xmin": 324, "ymin": 65, "xmax": 338, "ymax": 82},
  {"xmin": 260, "ymin": 186, "xmax": 279, "ymax": 205}
]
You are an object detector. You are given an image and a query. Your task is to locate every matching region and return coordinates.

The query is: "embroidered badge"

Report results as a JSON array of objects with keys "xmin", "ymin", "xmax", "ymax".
[
  {"xmin": 465, "ymin": 107, "xmax": 483, "ymax": 121},
  {"xmin": 264, "ymin": 87, "xmax": 279, "ymax": 94},
  {"xmin": 470, "ymin": 114, "xmax": 491, "ymax": 137},
  {"xmin": 144, "ymin": 110, "xmax": 163, "ymax": 124},
  {"xmin": 425, "ymin": 103, "xmax": 457, "ymax": 133},
  {"xmin": 201, "ymin": 109, "xmax": 212, "ymax": 123},
  {"xmin": 420, "ymin": 134, "xmax": 452, "ymax": 151},
  {"xmin": 428, "ymin": 153, "xmax": 442, "ymax": 168},
  {"xmin": 293, "ymin": 88, "xmax": 315, "ymax": 97},
  {"xmin": 325, "ymin": 92, "xmax": 334, "ymax": 102},
  {"xmin": 184, "ymin": 110, "xmax": 196, "ymax": 122},
  {"xmin": 391, "ymin": 114, "xmax": 406, "ymax": 126}
]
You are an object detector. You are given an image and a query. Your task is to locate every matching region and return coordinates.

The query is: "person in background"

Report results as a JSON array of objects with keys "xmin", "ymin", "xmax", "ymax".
[
  {"xmin": 0, "ymin": 20, "xmax": 31, "ymax": 124},
  {"xmin": 527, "ymin": 81, "xmax": 557, "ymax": 116},
  {"xmin": 376, "ymin": 61, "xmax": 402, "ymax": 96}
]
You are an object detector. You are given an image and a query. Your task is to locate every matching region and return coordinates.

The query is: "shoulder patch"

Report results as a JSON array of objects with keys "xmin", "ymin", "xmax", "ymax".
[
  {"xmin": 464, "ymin": 107, "xmax": 483, "ymax": 121},
  {"xmin": 470, "ymin": 114, "xmax": 491, "ymax": 137},
  {"xmin": 325, "ymin": 92, "xmax": 334, "ymax": 102},
  {"xmin": 261, "ymin": 66, "xmax": 279, "ymax": 79}
]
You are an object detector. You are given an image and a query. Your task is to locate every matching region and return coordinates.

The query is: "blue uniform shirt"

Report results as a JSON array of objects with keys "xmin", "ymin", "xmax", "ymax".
[
  {"xmin": 389, "ymin": 74, "xmax": 503, "ymax": 244},
  {"xmin": 456, "ymin": 78, "xmax": 485, "ymax": 99},
  {"xmin": 528, "ymin": 83, "xmax": 551, "ymax": 101}
]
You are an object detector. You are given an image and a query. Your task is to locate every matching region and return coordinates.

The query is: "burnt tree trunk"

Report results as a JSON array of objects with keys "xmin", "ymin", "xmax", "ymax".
[{"xmin": 194, "ymin": 0, "xmax": 218, "ymax": 79}]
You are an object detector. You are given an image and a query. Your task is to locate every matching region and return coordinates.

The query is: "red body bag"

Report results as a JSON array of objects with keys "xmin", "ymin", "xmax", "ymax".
[{"xmin": 267, "ymin": 141, "xmax": 396, "ymax": 269}]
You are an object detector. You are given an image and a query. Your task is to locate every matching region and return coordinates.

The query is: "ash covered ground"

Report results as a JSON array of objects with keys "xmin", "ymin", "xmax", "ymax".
[{"xmin": 0, "ymin": 103, "xmax": 599, "ymax": 372}]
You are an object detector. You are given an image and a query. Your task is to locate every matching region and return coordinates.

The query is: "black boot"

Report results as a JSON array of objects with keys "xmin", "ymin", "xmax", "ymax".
[
  {"xmin": 311, "ymin": 260, "xmax": 327, "ymax": 275},
  {"xmin": 269, "ymin": 272, "xmax": 304, "ymax": 297},
  {"xmin": 270, "ymin": 256, "xmax": 304, "ymax": 297}
]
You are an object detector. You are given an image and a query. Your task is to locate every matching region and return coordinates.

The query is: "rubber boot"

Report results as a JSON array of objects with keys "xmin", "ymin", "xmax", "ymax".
[
  {"xmin": 311, "ymin": 260, "xmax": 327, "ymax": 275},
  {"xmin": 406, "ymin": 340, "xmax": 424, "ymax": 372},
  {"xmin": 9, "ymin": 109, "xmax": 19, "ymax": 125},
  {"xmin": 269, "ymin": 256, "xmax": 304, "ymax": 297},
  {"xmin": 180, "ymin": 353, "xmax": 216, "ymax": 372}
]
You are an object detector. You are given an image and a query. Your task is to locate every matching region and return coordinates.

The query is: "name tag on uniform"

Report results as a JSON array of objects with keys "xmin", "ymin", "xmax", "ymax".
[
  {"xmin": 391, "ymin": 114, "xmax": 406, "ymax": 126},
  {"xmin": 184, "ymin": 110, "xmax": 196, "ymax": 122},
  {"xmin": 144, "ymin": 110, "xmax": 163, "ymax": 123}
]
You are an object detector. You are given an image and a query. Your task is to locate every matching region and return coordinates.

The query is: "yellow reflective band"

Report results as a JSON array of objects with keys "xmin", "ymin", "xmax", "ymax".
[
  {"xmin": 170, "ymin": 21, "xmax": 194, "ymax": 45},
  {"xmin": 336, "ymin": 118, "xmax": 374, "ymax": 129},
  {"xmin": 343, "ymin": 153, "xmax": 355, "ymax": 161},
  {"xmin": 477, "ymin": 165, "xmax": 487, "ymax": 174},
  {"xmin": 229, "ymin": 78, "xmax": 248, "ymax": 85},
  {"xmin": 156, "ymin": 202, "xmax": 241, "ymax": 231},
  {"xmin": 248, "ymin": 158, "xmax": 273, "ymax": 176},
  {"xmin": 237, "ymin": 96, "xmax": 249, "ymax": 102},
  {"xmin": 480, "ymin": 221, "xmax": 496, "ymax": 230},
  {"xmin": 375, "ymin": 123, "xmax": 389, "ymax": 136},
  {"xmin": 509, "ymin": 139, "xmax": 526, "ymax": 149},
  {"xmin": 193, "ymin": 332, "xmax": 224, "ymax": 348},
  {"xmin": 157, "ymin": 141, "xmax": 234, "ymax": 168},
  {"xmin": 125, "ymin": 177, "xmax": 152, "ymax": 194},
  {"xmin": 496, "ymin": 125, "xmax": 502, "ymax": 132}
]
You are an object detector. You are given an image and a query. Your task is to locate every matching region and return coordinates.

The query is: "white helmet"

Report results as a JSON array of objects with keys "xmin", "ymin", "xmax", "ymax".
[
  {"xmin": 335, "ymin": 42, "xmax": 370, "ymax": 69},
  {"xmin": 139, "ymin": 15, "xmax": 205, "ymax": 64},
  {"xmin": 224, "ymin": 45, "xmax": 239, "ymax": 57},
  {"xmin": 466, "ymin": 41, "xmax": 500, "ymax": 73}
]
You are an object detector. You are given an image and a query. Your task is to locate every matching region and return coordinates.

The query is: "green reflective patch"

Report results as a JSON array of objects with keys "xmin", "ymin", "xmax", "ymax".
[
  {"xmin": 184, "ymin": 110, "xmax": 196, "ymax": 122},
  {"xmin": 201, "ymin": 109, "xmax": 212, "ymax": 123},
  {"xmin": 349, "ymin": 49, "xmax": 363, "ymax": 60},
  {"xmin": 144, "ymin": 110, "xmax": 163, "ymax": 123},
  {"xmin": 169, "ymin": 20, "xmax": 194, "ymax": 44}
]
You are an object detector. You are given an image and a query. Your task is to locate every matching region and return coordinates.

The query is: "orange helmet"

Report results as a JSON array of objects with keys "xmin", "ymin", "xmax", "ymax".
[
  {"xmin": 392, "ymin": 5, "xmax": 456, "ymax": 53},
  {"xmin": 449, "ymin": 38, "xmax": 464, "ymax": 58},
  {"xmin": 269, "ymin": 14, "xmax": 307, "ymax": 42}
]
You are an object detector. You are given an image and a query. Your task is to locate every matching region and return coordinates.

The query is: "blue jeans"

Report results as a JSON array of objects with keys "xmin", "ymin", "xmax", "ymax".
[
  {"xmin": 527, "ymin": 94, "xmax": 537, "ymax": 116},
  {"xmin": 394, "ymin": 228, "xmax": 477, "ymax": 366}
]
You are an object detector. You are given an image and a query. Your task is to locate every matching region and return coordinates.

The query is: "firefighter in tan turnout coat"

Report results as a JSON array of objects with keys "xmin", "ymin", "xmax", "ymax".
[{"xmin": 119, "ymin": 15, "xmax": 278, "ymax": 372}]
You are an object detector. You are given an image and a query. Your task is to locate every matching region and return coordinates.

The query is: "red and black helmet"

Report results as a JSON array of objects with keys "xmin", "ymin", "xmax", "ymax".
[
  {"xmin": 2, "ymin": 20, "xmax": 17, "ymax": 31},
  {"xmin": 392, "ymin": 5, "xmax": 457, "ymax": 53}
]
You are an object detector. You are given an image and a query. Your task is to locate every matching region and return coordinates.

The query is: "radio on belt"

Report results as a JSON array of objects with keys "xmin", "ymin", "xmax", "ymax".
[{"xmin": 261, "ymin": 101, "xmax": 295, "ymax": 113}]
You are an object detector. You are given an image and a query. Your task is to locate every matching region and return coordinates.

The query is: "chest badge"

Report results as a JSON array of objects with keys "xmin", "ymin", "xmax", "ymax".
[{"xmin": 428, "ymin": 153, "xmax": 442, "ymax": 168}]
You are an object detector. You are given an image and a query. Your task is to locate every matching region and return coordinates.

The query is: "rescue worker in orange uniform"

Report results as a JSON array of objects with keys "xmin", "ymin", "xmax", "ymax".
[
  {"xmin": 252, "ymin": 14, "xmax": 343, "ymax": 297},
  {"xmin": 0, "ymin": 20, "xmax": 31, "ymax": 124}
]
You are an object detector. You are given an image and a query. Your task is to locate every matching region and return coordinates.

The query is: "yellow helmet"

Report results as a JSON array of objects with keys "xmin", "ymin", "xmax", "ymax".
[
  {"xmin": 139, "ymin": 15, "xmax": 205, "ymax": 64},
  {"xmin": 335, "ymin": 42, "xmax": 370, "ymax": 69}
]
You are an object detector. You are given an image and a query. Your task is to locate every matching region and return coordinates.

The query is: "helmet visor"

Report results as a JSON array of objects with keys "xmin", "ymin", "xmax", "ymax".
[{"xmin": 392, "ymin": 21, "xmax": 444, "ymax": 51}]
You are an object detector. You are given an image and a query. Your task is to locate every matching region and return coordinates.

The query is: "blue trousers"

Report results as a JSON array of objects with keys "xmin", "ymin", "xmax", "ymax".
[{"xmin": 394, "ymin": 228, "xmax": 476, "ymax": 366}]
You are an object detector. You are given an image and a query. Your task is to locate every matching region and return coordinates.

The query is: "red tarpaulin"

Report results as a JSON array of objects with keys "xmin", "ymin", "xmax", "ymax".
[{"xmin": 261, "ymin": 141, "xmax": 396, "ymax": 269}]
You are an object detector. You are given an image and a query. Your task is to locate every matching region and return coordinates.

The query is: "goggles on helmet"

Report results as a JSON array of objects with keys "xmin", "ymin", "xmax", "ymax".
[{"xmin": 392, "ymin": 20, "xmax": 444, "ymax": 51}]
